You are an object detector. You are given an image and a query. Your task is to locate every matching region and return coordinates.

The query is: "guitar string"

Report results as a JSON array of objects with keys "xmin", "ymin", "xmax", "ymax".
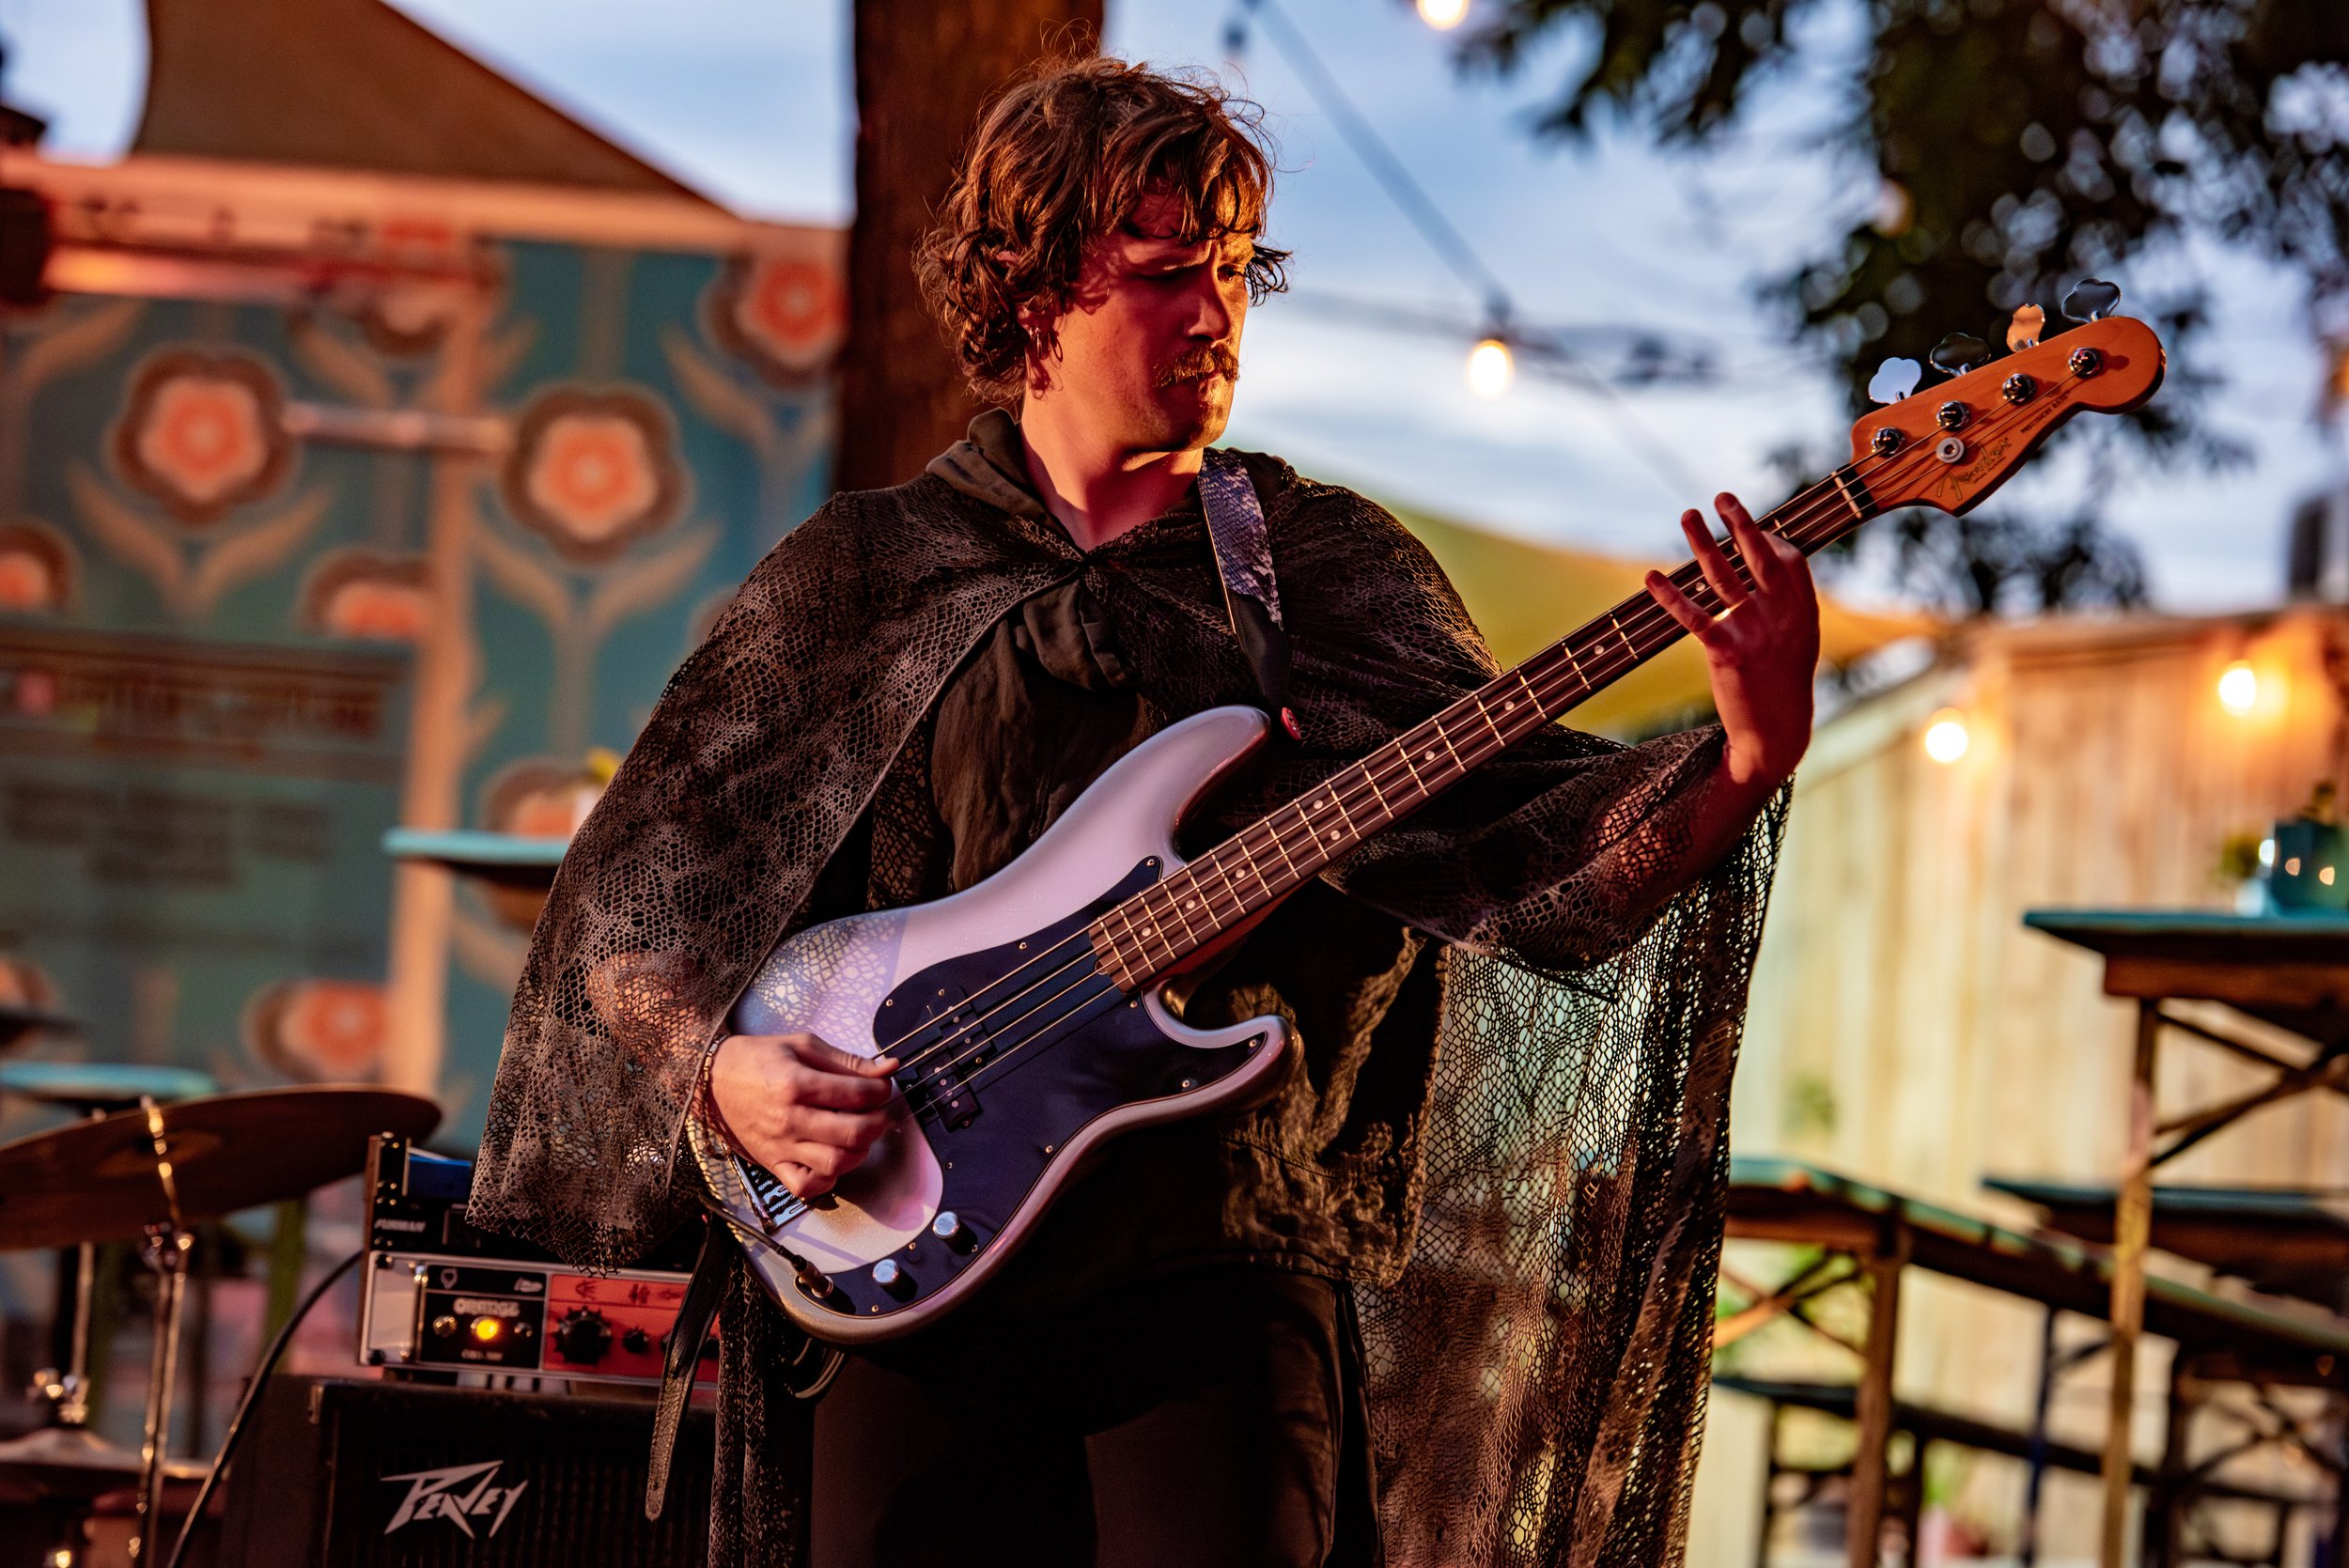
[
  {"xmin": 1085, "ymin": 375, "xmax": 2087, "ymax": 990},
  {"xmin": 842, "ymin": 396, "xmax": 2041, "ymax": 1141},
  {"xmin": 857, "ymin": 435, "xmax": 1907, "ymax": 1088},
  {"xmin": 849, "ymin": 396, "xmax": 2036, "ymax": 1131},
  {"xmin": 879, "ymin": 436, "xmax": 1940, "ymax": 1118},
  {"xmin": 817, "ymin": 370, "xmax": 2080, "ymax": 1142}
]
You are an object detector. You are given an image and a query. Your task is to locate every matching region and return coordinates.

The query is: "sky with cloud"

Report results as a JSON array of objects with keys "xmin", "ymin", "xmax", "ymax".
[{"xmin": 3, "ymin": 0, "xmax": 2335, "ymax": 611}]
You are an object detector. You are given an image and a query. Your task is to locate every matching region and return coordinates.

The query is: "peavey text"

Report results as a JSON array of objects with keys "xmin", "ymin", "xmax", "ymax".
[{"xmin": 381, "ymin": 1459, "xmax": 530, "ymax": 1538}]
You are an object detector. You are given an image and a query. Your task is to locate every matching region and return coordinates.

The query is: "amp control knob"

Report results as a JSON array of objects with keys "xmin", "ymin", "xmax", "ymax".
[
  {"xmin": 621, "ymin": 1327, "xmax": 652, "ymax": 1355},
  {"xmin": 551, "ymin": 1308, "xmax": 614, "ymax": 1366}
]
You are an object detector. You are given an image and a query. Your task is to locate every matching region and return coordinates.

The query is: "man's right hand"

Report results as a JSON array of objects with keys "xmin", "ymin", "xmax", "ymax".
[{"xmin": 707, "ymin": 1032, "xmax": 899, "ymax": 1200}]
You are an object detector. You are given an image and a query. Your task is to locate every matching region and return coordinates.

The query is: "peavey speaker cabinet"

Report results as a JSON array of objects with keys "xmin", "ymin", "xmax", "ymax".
[{"xmin": 221, "ymin": 1377, "xmax": 717, "ymax": 1566}]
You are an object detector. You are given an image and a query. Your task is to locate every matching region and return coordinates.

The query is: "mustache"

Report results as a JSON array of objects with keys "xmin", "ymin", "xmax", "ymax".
[{"xmin": 1156, "ymin": 344, "xmax": 1239, "ymax": 387}]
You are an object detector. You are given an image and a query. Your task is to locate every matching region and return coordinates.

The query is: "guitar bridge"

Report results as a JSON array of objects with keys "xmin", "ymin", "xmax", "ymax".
[{"xmin": 735, "ymin": 1153, "xmax": 809, "ymax": 1234}]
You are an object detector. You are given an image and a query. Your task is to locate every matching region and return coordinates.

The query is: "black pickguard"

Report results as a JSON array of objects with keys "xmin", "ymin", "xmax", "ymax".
[{"xmin": 796, "ymin": 859, "xmax": 1264, "ymax": 1323}]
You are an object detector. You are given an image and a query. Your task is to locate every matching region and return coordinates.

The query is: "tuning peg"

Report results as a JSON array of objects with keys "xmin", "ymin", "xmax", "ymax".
[
  {"xmin": 1930, "ymin": 332, "xmax": 1990, "ymax": 376},
  {"xmin": 1867, "ymin": 357, "xmax": 1922, "ymax": 405},
  {"xmin": 2006, "ymin": 303, "xmax": 2046, "ymax": 352},
  {"xmin": 2061, "ymin": 278, "xmax": 2121, "ymax": 322}
]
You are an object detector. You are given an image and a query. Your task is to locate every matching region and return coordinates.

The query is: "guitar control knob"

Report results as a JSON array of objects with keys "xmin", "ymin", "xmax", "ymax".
[
  {"xmin": 930, "ymin": 1211, "xmax": 974, "ymax": 1252},
  {"xmin": 871, "ymin": 1258, "xmax": 913, "ymax": 1297},
  {"xmin": 552, "ymin": 1308, "xmax": 614, "ymax": 1366}
]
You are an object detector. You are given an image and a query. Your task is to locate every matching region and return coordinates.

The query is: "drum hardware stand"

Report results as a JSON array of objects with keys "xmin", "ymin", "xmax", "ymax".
[
  {"xmin": 26, "ymin": 1101, "xmax": 113, "ymax": 1432},
  {"xmin": 128, "ymin": 1094, "xmax": 193, "ymax": 1565}
]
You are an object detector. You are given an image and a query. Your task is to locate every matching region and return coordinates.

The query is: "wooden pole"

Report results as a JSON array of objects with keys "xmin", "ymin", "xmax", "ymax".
[
  {"xmin": 2100, "ymin": 999, "xmax": 2161, "ymax": 1568},
  {"xmin": 1848, "ymin": 1226, "xmax": 1907, "ymax": 1568},
  {"xmin": 834, "ymin": 0, "xmax": 1103, "ymax": 495}
]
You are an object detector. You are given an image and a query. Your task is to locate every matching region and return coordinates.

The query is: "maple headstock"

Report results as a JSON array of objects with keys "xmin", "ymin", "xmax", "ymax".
[{"xmin": 1848, "ymin": 316, "xmax": 2165, "ymax": 516}]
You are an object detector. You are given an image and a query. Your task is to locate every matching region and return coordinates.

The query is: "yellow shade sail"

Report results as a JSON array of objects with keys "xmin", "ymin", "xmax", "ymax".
[{"xmin": 1390, "ymin": 504, "xmax": 1938, "ymax": 738}]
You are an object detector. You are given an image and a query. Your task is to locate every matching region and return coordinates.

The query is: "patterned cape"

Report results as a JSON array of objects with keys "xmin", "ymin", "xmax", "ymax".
[{"xmin": 471, "ymin": 445, "xmax": 1784, "ymax": 1567}]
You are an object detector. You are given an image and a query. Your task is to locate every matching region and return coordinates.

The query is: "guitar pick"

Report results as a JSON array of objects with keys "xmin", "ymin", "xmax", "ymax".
[
  {"xmin": 1867, "ymin": 357, "xmax": 1922, "ymax": 405},
  {"xmin": 1930, "ymin": 333, "xmax": 1990, "ymax": 375},
  {"xmin": 2062, "ymin": 278, "xmax": 2122, "ymax": 322}
]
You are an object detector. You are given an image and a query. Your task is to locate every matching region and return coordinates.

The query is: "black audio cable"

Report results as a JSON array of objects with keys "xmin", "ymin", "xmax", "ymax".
[{"xmin": 163, "ymin": 1248, "xmax": 363, "ymax": 1568}]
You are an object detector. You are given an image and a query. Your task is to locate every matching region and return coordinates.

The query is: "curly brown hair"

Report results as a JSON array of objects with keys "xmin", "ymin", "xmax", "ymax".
[{"xmin": 915, "ymin": 55, "xmax": 1291, "ymax": 401}]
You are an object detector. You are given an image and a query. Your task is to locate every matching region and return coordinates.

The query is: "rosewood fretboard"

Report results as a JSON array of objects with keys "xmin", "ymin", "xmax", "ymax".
[{"xmin": 1086, "ymin": 461, "xmax": 1881, "ymax": 990}]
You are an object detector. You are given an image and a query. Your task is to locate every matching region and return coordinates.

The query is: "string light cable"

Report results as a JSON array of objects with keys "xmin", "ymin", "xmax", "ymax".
[{"xmin": 1223, "ymin": 0, "xmax": 1714, "ymax": 497}]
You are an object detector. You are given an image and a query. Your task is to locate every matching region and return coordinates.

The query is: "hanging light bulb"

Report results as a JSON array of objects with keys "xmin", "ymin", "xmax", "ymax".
[
  {"xmin": 1466, "ymin": 337, "xmax": 1514, "ymax": 398},
  {"xmin": 1921, "ymin": 708, "xmax": 1969, "ymax": 765},
  {"xmin": 1418, "ymin": 0, "xmax": 1471, "ymax": 28},
  {"xmin": 2217, "ymin": 660, "xmax": 2257, "ymax": 716}
]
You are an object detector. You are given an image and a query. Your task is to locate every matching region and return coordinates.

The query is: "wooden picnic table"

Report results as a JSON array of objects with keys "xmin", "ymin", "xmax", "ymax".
[
  {"xmin": 1723, "ymin": 1156, "xmax": 2349, "ymax": 1568},
  {"xmin": 2025, "ymin": 909, "xmax": 2349, "ymax": 1568}
]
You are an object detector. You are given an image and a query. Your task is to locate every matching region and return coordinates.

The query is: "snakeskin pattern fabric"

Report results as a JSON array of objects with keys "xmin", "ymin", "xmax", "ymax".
[{"xmin": 472, "ymin": 447, "xmax": 1784, "ymax": 1568}]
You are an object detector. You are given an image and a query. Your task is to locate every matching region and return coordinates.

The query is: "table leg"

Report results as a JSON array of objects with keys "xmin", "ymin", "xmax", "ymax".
[
  {"xmin": 2101, "ymin": 999, "xmax": 2160, "ymax": 1568},
  {"xmin": 1849, "ymin": 1229, "xmax": 1906, "ymax": 1568},
  {"xmin": 2020, "ymin": 1306, "xmax": 2058, "ymax": 1568},
  {"xmin": 1755, "ymin": 1403, "xmax": 1781, "ymax": 1568}
]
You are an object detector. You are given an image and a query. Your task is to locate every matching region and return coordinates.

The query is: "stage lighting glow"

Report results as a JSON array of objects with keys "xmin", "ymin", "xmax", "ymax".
[
  {"xmin": 1418, "ymin": 0, "xmax": 1470, "ymax": 27},
  {"xmin": 1922, "ymin": 710, "xmax": 1968, "ymax": 764},
  {"xmin": 2217, "ymin": 660, "xmax": 2257, "ymax": 716},
  {"xmin": 1467, "ymin": 338, "xmax": 1513, "ymax": 398}
]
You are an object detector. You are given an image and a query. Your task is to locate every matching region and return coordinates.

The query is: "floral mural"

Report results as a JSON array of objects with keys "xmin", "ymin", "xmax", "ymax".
[
  {"xmin": 301, "ymin": 549, "xmax": 433, "ymax": 643},
  {"xmin": 111, "ymin": 349, "xmax": 293, "ymax": 526},
  {"xmin": 0, "ymin": 521, "xmax": 73, "ymax": 613},
  {"xmin": 244, "ymin": 977, "xmax": 389, "ymax": 1081},
  {"xmin": 707, "ymin": 247, "xmax": 847, "ymax": 386},
  {"xmin": 498, "ymin": 386, "xmax": 686, "ymax": 563}
]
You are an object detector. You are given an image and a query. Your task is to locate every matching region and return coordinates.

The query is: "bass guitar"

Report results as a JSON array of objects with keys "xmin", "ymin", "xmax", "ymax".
[{"xmin": 692, "ymin": 310, "xmax": 2164, "ymax": 1341}]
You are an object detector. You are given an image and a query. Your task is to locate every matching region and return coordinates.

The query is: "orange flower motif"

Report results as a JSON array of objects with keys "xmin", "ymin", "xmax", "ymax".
[
  {"xmin": 302, "ymin": 551, "xmax": 432, "ymax": 643},
  {"xmin": 500, "ymin": 388, "xmax": 685, "ymax": 563},
  {"xmin": 247, "ymin": 978, "xmax": 388, "ymax": 1081},
  {"xmin": 0, "ymin": 522, "xmax": 71, "ymax": 613},
  {"xmin": 319, "ymin": 579, "xmax": 431, "ymax": 641},
  {"xmin": 708, "ymin": 247, "xmax": 846, "ymax": 385},
  {"xmin": 114, "ymin": 351, "xmax": 292, "ymax": 526}
]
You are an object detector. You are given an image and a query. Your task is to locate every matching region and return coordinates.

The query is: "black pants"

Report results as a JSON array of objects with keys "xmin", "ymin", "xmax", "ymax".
[{"xmin": 810, "ymin": 1265, "xmax": 1380, "ymax": 1568}]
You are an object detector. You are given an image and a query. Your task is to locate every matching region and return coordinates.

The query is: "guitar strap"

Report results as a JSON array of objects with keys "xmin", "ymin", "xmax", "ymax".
[
  {"xmin": 647, "ymin": 449, "xmax": 1290, "ymax": 1521},
  {"xmin": 646, "ymin": 1216, "xmax": 728, "ymax": 1519},
  {"xmin": 1199, "ymin": 448, "xmax": 1297, "ymax": 738}
]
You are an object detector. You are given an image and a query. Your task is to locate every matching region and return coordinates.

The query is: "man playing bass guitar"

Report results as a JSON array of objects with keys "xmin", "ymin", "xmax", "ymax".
[{"xmin": 474, "ymin": 52, "xmax": 1817, "ymax": 1568}]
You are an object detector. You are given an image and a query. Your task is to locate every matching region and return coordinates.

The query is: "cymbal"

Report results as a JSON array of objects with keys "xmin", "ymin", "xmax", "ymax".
[
  {"xmin": 0, "ymin": 1086, "xmax": 440, "ymax": 1250},
  {"xmin": 0, "ymin": 1426, "xmax": 204, "ymax": 1498},
  {"xmin": 0, "ymin": 1061, "xmax": 218, "ymax": 1111}
]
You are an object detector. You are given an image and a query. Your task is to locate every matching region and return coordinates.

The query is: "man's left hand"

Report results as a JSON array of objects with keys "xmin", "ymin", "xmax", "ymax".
[{"xmin": 1644, "ymin": 492, "xmax": 1820, "ymax": 793}]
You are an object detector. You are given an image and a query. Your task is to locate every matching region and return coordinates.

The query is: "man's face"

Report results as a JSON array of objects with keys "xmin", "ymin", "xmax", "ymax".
[{"xmin": 1027, "ymin": 191, "xmax": 1254, "ymax": 454}]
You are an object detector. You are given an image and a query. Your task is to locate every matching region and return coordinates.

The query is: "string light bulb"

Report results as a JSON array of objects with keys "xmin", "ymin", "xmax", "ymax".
[
  {"xmin": 1922, "ymin": 708, "xmax": 1969, "ymax": 765},
  {"xmin": 2217, "ymin": 660, "xmax": 2257, "ymax": 716},
  {"xmin": 1466, "ymin": 337, "xmax": 1514, "ymax": 398},
  {"xmin": 1417, "ymin": 0, "xmax": 1470, "ymax": 28}
]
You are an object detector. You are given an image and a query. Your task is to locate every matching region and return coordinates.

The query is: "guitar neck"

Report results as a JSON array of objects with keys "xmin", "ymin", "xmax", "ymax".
[{"xmin": 1086, "ymin": 462, "xmax": 1881, "ymax": 991}]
